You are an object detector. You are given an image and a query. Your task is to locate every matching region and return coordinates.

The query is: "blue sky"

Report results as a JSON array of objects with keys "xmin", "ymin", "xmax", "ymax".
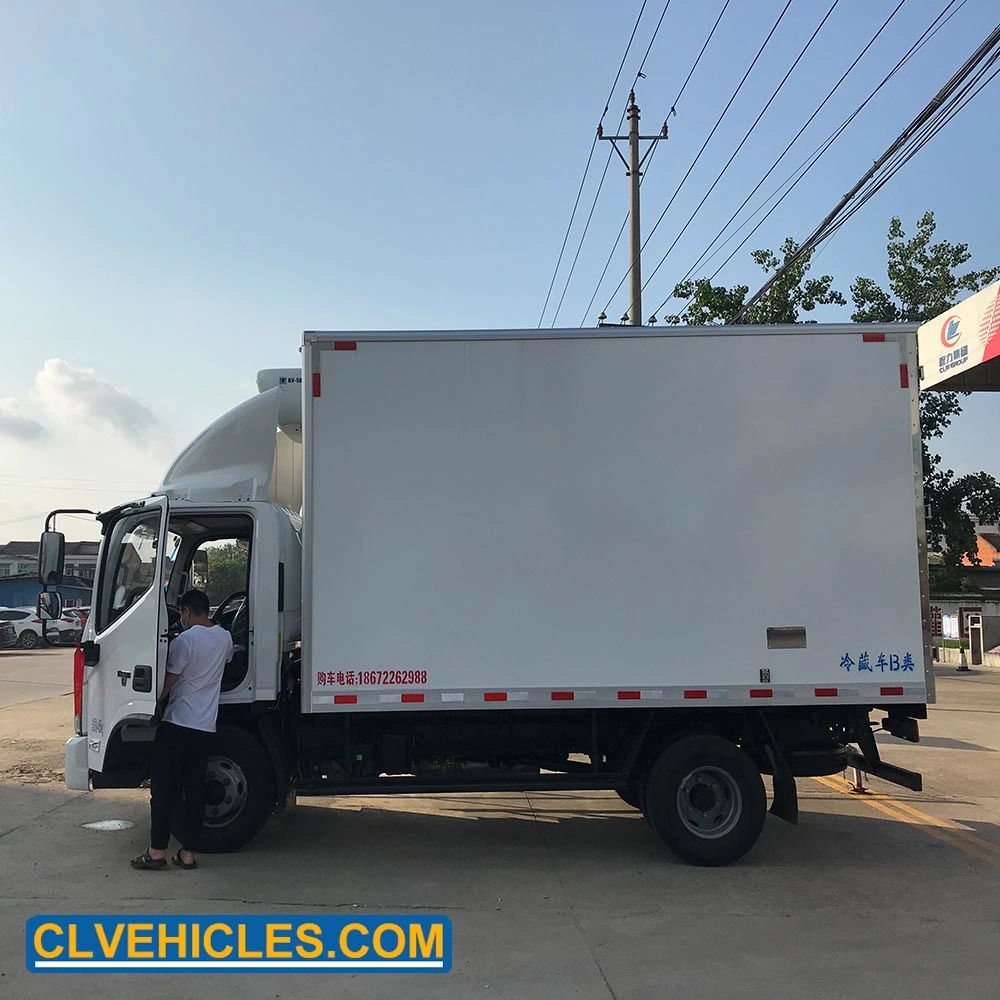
[{"xmin": 2, "ymin": 0, "xmax": 998, "ymax": 541}]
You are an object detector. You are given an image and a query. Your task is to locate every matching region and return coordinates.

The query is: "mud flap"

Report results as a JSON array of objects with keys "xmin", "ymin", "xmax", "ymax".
[
  {"xmin": 764, "ymin": 743, "xmax": 799, "ymax": 826},
  {"xmin": 755, "ymin": 711, "xmax": 798, "ymax": 826}
]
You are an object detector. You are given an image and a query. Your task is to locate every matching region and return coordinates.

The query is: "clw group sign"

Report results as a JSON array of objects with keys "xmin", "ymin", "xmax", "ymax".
[{"xmin": 918, "ymin": 279, "xmax": 1000, "ymax": 390}]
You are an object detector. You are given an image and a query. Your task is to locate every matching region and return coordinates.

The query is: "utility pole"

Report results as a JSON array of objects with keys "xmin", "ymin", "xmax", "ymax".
[{"xmin": 599, "ymin": 91, "xmax": 667, "ymax": 325}]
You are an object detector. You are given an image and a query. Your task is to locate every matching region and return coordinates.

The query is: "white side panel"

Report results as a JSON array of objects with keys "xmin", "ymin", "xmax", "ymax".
[
  {"xmin": 159, "ymin": 385, "xmax": 299, "ymax": 503},
  {"xmin": 270, "ymin": 430, "xmax": 303, "ymax": 513},
  {"xmin": 303, "ymin": 333, "xmax": 924, "ymax": 712}
]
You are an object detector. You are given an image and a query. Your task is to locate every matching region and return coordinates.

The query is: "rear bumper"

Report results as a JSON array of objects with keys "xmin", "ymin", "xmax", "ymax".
[
  {"xmin": 64, "ymin": 736, "xmax": 90, "ymax": 791},
  {"xmin": 845, "ymin": 747, "xmax": 922, "ymax": 791}
]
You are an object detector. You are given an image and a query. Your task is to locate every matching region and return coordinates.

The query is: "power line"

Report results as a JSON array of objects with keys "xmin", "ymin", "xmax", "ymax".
[
  {"xmin": 652, "ymin": 0, "xmax": 973, "ymax": 317},
  {"xmin": 635, "ymin": 0, "xmax": 842, "ymax": 320},
  {"xmin": 601, "ymin": 0, "xmax": 795, "ymax": 317},
  {"xmin": 817, "ymin": 47, "xmax": 1000, "ymax": 245},
  {"xmin": 659, "ymin": 0, "xmax": 914, "ymax": 313},
  {"xmin": 669, "ymin": 0, "xmax": 732, "ymax": 117},
  {"xmin": 550, "ymin": 0, "xmax": 674, "ymax": 327},
  {"xmin": 537, "ymin": 0, "xmax": 650, "ymax": 327},
  {"xmin": 0, "ymin": 481, "xmax": 143, "ymax": 494},
  {"xmin": 734, "ymin": 21, "xmax": 1000, "ymax": 321},
  {"xmin": 735, "ymin": 22, "xmax": 1000, "ymax": 317},
  {"xmin": 0, "ymin": 512, "xmax": 49, "ymax": 528},
  {"xmin": 0, "ymin": 473, "xmax": 152, "ymax": 488},
  {"xmin": 579, "ymin": 0, "xmax": 733, "ymax": 325}
]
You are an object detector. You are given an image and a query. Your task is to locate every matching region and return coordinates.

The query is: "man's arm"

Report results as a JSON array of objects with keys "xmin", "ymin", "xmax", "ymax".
[
  {"xmin": 157, "ymin": 637, "xmax": 191, "ymax": 718},
  {"xmin": 157, "ymin": 672, "xmax": 180, "ymax": 711}
]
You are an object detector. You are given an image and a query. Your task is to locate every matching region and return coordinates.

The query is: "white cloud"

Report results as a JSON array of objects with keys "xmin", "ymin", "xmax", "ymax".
[
  {"xmin": 0, "ymin": 398, "xmax": 48, "ymax": 442},
  {"xmin": 34, "ymin": 359, "xmax": 158, "ymax": 445}
]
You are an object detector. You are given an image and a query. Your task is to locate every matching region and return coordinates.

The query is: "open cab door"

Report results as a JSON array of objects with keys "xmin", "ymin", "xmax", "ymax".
[{"xmin": 86, "ymin": 496, "xmax": 170, "ymax": 775}]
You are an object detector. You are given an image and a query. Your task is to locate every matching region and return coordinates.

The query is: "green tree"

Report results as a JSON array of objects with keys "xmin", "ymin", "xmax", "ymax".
[
  {"xmin": 852, "ymin": 212, "xmax": 1000, "ymax": 590},
  {"xmin": 670, "ymin": 237, "xmax": 845, "ymax": 325},
  {"xmin": 203, "ymin": 541, "xmax": 249, "ymax": 606}
]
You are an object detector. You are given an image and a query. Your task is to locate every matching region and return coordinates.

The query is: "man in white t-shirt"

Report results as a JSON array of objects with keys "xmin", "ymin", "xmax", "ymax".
[{"xmin": 131, "ymin": 589, "xmax": 233, "ymax": 871}]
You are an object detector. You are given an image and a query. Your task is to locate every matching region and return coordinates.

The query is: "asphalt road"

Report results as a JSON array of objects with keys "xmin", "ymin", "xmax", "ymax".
[
  {"xmin": 0, "ymin": 645, "xmax": 72, "ymax": 710},
  {"xmin": 1, "ymin": 650, "xmax": 999, "ymax": 999}
]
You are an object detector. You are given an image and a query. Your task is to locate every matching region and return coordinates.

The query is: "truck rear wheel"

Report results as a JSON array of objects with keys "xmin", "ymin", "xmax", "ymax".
[
  {"xmin": 176, "ymin": 726, "xmax": 277, "ymax": 854},
  {"xmin": 644, "ymin": 735, "xmax": 766, "ymax": 866}
]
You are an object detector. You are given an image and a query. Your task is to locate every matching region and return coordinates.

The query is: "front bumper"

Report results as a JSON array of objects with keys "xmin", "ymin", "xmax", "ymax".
[{"xmin": 64, "ymin": 736, "xmax": 90, "ymax": 791}]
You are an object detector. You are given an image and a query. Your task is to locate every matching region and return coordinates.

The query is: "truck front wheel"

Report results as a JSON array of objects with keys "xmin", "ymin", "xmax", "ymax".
[
  {"xmin": 644, "ymin": 735, "xmax": 766, "ymax": 866},
  {"xmin": 176, "ymin": 726, "xmax": 277, "ymax": 853}
]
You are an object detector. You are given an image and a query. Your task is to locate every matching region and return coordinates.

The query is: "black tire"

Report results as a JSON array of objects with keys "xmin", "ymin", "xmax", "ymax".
[
  {"xmin": 644, "ymin": 735, "xmax": 766, "ymax": 867},
  {"xmin": 18, "ymin": 630, "xmax": 39, "ymax": 650},
  {"xmin": 176, "ymin": 726, "xmax": 276, "ymax": 854}
]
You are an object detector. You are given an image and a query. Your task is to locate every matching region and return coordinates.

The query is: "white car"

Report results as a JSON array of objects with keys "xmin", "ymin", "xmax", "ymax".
[{"xmin": 0, "ymin": 607, "xmax": 82, "ymax": 649}]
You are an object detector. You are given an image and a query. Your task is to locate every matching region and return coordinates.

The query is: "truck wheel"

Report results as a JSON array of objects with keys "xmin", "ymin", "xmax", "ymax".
[
  {"xmin": 18, "ymin": 630, "xmax": 39, "ymax": 649},
  {"xmin": 644, "ymin": 735, "xmax": 766, "ymax": 867},
  {"xmin": 179, "ymin": 726, "xmax": 277, "ymax": 853}
]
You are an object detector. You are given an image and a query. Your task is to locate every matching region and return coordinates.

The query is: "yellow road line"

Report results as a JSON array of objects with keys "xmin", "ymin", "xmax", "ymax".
[{"xmin": 812, "ymin": 775, "xmax": 1000, "ymax": 869}]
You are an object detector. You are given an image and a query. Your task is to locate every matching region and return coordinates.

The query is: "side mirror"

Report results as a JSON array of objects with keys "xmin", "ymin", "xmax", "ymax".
[
  {"xmin": 38, "ymin": 590, "xmax": 64, "ymax": 621},
  {"xmin": 38, "ymin": 531, "xmax": 66, "ymax": 587}
]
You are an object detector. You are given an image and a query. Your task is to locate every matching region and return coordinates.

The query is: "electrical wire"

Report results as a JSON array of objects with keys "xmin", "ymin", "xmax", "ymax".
[
  {"xmin": 601, "ymin": 0, "xmax": 795, "ymax": 317},
  {"xmin": 633, "ymin": 0, "xmax": 842, "ymax": 320},
  {"xmin": 0, "ymin": 481, "xmax": 142, "ymax": 494},
  {"xmin": 736, "ymin": 28, "xmax": 1000, "ymax": 315},
  {"xmin": 651, "ymin": 0, "xmax": 975, "ymax": 317},
  {"xmin": 0, "ymin": 512, "xmax": 49, "ymax": 528},
  {"xmin": 0, "ymin": 473, "xmax": 152, "ymax": 487},
  {"xmin": 669, "ymin": 0, "xmax": 732, "ymax": 117},
  {"xmin": 549, "ymin": 0, "xmax": 675, "ymax": 327},
  {"xmin": 537, "ymin": 0, "xmax": 650, "ymax": 327},
  {"xmin": 817, "ymin": 48, "xmax": 1000, "ymax": 244},
  {"xmin": 734, "ymin": 21, "xmax": 1000, "ymax": 321},
  {"xmin": 659, "ymin": 0, "xmax": 915, "ymax": 314},
  {"xmin": 579, "ymin": 0, "xmax": 733, "ymax": 325}
]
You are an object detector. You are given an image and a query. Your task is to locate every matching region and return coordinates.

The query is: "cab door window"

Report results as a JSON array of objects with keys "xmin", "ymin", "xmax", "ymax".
[
  {"xmin": 193, "ymin": 539, "xmax": 250, "ymax": 611},
  {"xmin": 96, "ymin": 511, "xmax": 161, "ymax": 633}
]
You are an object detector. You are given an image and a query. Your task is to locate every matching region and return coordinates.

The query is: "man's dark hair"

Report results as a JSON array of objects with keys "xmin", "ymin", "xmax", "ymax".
[{"xmin": 179, "ymin": 589, "xmax": 211, "ymax": 617}]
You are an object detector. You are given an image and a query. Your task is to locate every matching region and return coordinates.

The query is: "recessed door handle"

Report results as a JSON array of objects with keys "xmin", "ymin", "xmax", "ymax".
[{"xmin": 132, "ymin": 664, "xmax": 153, "ymax": 693}]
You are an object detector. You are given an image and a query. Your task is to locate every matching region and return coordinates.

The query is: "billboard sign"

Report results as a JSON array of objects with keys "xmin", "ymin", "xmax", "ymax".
[{"xmin": 919, "ymin": 280, "xmax": 1000, "ymax": 390}]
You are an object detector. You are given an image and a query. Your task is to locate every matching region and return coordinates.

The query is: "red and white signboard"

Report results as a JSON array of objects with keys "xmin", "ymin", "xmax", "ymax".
[{"xmin": 919, "ymin": 279, "xmax": 1000, "ymax": 390}]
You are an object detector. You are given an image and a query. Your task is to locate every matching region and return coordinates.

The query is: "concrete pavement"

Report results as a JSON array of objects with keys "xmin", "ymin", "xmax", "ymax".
[
  {"xmin": 1, "ymin": 652, "xmax": 999, "ymax": 999},
  {"xmin": 0, "ymin": 645, "xmax": 73, "ymax": 710}
]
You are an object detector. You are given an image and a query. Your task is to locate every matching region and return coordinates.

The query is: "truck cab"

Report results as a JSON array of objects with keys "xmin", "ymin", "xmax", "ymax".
[{"xmin": 53, "ymin": 370, "xmax": 304, "ymax": 846}]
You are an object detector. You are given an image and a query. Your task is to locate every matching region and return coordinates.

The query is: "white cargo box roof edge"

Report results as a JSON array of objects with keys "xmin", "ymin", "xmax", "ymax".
[{"xmin": 303, "ymin": 323, "xmax": 920, "ymax": 343}]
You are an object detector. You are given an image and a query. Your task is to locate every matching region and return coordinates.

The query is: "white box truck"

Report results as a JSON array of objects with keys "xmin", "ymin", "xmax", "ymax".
[{"xmin": 40, "ymin": 324, "xmax": 932, "ymax": 865}]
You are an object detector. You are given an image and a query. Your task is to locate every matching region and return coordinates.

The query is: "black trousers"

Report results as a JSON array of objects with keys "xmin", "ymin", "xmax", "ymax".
[{"xmin": 149, "ymin": 721, "xmax": 214, "ymax": 852}]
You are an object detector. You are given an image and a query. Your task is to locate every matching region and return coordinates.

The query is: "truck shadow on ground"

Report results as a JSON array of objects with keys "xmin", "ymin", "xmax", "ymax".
[
  {"xmin": 244, "ymin": 789, "xmax": 1000, "ymax": 878},
  {"xmin": 3, "ymin": 781, "xmax": 1000, "ymax": 909}
]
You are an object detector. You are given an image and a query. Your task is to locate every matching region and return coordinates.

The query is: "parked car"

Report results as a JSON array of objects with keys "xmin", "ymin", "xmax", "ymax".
[
  {"xmin": 64, "ymin": 607, "xmax": 90, "ymax": 631},
  {"xmin": 0, "ymin": 621, "xmax": 16, "ymax": 649},
  {"xmin": 0, "ymin": 607, "xmax": 81, "ymax": 649}
]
